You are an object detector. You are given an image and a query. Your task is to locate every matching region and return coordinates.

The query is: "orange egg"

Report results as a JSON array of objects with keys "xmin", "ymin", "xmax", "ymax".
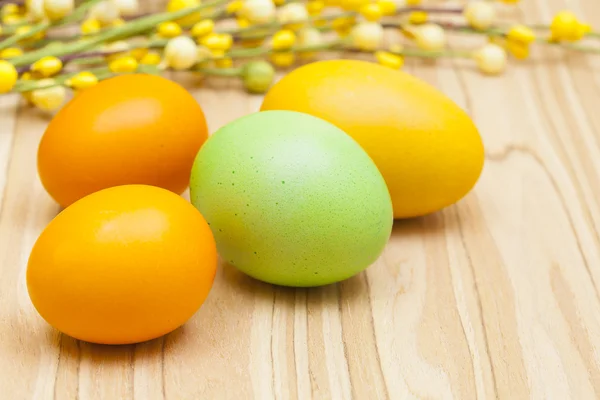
[
  {"xmin": 38, "ymin": 74, "xmax": 208, "ymax": 208},
  {"xmin": 27, "ymin": 185, "xmax": 217, "ymax": 345}
]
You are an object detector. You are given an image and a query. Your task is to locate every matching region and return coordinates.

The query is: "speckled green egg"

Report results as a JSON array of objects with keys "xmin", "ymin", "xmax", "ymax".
[{"xmin": 189, "ymin": 110, "xmax": 393, "ymax": 287}]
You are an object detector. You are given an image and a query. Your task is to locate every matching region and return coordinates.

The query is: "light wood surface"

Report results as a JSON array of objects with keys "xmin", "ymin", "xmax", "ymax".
[{"xmin": 2, "ymin": 0, "xmax": 600, "ymax": 399}]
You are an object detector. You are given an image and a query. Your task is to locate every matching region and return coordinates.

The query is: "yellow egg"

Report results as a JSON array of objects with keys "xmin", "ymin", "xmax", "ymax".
[{"xmin": 261, "ymin": 60, "xmax": 485, "ymax": 218}]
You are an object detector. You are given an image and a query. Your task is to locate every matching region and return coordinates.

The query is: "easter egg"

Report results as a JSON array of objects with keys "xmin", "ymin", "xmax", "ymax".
[
  {"xmin": 27, "ymin": 185, "xmax": 217, "ymax": 345},
  {"xmin": 37, "ymin": 74, "xmax": 208, "ymax": 208},
  {"xmin": 261, "ymin": 60, "xmax": 485, "ymax": 219},
  {"xmin": 190, "ymin": 110, "xmax": 393, "ymax": 287}
]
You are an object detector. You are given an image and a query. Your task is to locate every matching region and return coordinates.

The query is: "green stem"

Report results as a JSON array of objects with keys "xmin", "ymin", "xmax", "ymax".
[
  {"xmin": 0, "ymin": 21, "xmax": 50, "ymax": 50},
  {"xmin": 9, "ymin": 0, "xmax": 227, "ymax": 67},
  {"xmin": 196, "ymin": 67, "xmax": 242, "ymax": 77},
  {"xmin": 530, "ymin": 24, "xmax": 600, "ymax": 38},
  {"xmin": 67, "ymin": 56, "xmax": 106, "ymax": 65},
  {"xmin": 31, "ymin": 34, "xmax": 82, "ymax": 48},
  {"xmin": 545, "ymin": 40, "xmax": 600, "ymax": 54},
  {"xmin": 448, "ymin": 25, "xmax": 505, "ymax": 37},
  {"xmin": 224, "ymin": 40, "xmax": 345, "ymax": 59}
]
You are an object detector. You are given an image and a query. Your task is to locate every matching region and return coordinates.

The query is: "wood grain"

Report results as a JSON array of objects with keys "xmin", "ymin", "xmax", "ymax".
[{"xmin": 2, "ymin": 0, "xmax": 600, "ymax": 398}]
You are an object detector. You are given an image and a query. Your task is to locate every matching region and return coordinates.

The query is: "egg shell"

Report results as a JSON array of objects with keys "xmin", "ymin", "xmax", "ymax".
[
  {"xmin": 261, "ymin": 59, "xmax": 485, "ymax": 219},
  {"xmin": 190, "ymin": 110, "xmax": 393, "ymax": 287},
  {"xmin": 26, "ymin": 185, "xmax": 217, "ymax": 345},
  {"xmin": 37, "ymin": 74, "xmax": 208, "ymax": 207}
]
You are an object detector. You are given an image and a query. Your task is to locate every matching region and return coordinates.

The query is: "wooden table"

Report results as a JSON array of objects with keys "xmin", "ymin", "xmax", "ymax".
[{"xmin": 2, "ymin": 0, "xmax": 600, "ymax": 398}]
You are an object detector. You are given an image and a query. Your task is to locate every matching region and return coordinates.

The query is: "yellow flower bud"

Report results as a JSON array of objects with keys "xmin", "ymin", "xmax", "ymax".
[
  {"xmin": 297, "ymin": 27, "xmax": 322, "ymax": 48},
  {"xmin": 474, "ymin": 43, "xmax": 506, "ymax": 75},
  {"xmin": 215, "ymin": 56, "xmax": 233, "ymax": 68},
  {"xmin": 413, "ymin": 23, "xmax": 446, "ymax": 51},
  {"xmin": 408, "ymin": 11, "xmax": 428, "ymax": 25},
  {"xmin": 220, "ymin": 34, "xmax": 233, "ymax": 50},
  {"xmin": 2, "ymin": 14, "xmax": 22, "ymax": 25},
  {"xmin": 374, "ymin": 51, "xmax": 404, "ymax": 69},
  {"xmin": 239, "ymin": 0, "xmax": 275, "ymax": 24},
  {"xmin": 0, "ymin": 60, "xmax": 18, "ymax": 93},
  {"xmin": 109, "ymin": 55, "xmax": 138, "ymax": 73},
  {"xmin": 236, "ymin": 16, "xmax": 250, "ymax": 28},
  {"xmin": 360, "ymin": 3, "xmax": 382, "ymax": 22},
  {"xmin": 550, "ymin": 10, "xmax": 587, "ymax": 42},
  {"xmin": 226, "ymin": 0, "xmax": 243, "ymax": 14},
  {"xmin": 164, "ymin": 35, "xmax": 198, "ymax": 70},
  {"xmin": 44, "ymin": 0, "xmax": 75, "ymax": 21},
  {"xmin": 270, "ymin": 51, "xmax": 295, "ymax": 67},
  {"xmin": 272, "ymin": 29, "xmax": 296, "ymax": 51},
  {"xmin": 113, "ymin": 0, "xmax": 139, "ymax": 16},
  {"xmin": 89, "ymin": 1, "xmax": 120, "ymax": 26},
  {"xmin": 376, "ymin": 0, "xmax": 396, "ymax": 16},
  {"xmin": 140, "ymin": 51, "xmax": 161, "ymax": 65},
  {"xmin": 351, "ymin": 22, "xmax": 383, "ymax": 51},
  {"xmin": 406, "ymin": 0, "xmax": 421, "ymax": 4},
  {"xmin": 157, "ymin": 21, "xmax": 182, "ymax": 38},
  {"xmin": 130, "ymin": 47, "xmax": 148, "ymax": 61},
  {"xmin": 0, "ymin": 3, "xmax": 23, "ymax": 22},
  {"xmin": 273, "ymin": 0, "xmax": 285, "ymax": 5},
  {"xmin": 31, "ymin": 79, "xmax": 66, "ymax": 111},
  {"xmin": 200, "ymin": 33, "xmax": 233, "ymax": 51},
  {"xmin": 306, "ymin": 0, "xmax": 324, "ymax": 16},
  {"xmin": 332, "ymin": 16, "xmax": 355, "ymax": 37},
  {"xmin": 191, "ymin": 19, "xmax": 214, "ymax": 38},
  {"xmin": 464, "ymin": 1, "xmax": 495, "ymax": 31},
  {"xmin": 341, "ymin": 0, "xmax": 369, "ymax": 11},
  {"xmin": 296, "ymin": 29, "xmax": 318, "ymax": 58},
  {"xmin": 31, "ymin": 56, "xmax": 63, "ymax": 77},
  {"xmin": 81, "ymin": 18, "xmax": 101, "ymax": 35},
  {"xmin": 167, "ymin": 0, "xmax": 201, "ymax": 25},
  {"xmin": 0, "ymin": 47, "xmax": 23, "ymax": 59},
  {"xmin": 26, "ymin": 0, "xmax": 45, "ymax": 21},
  {"xmin": 506, "ymin": 25, "xmax": 536, "ymax": 45},
  {"xmin": 67, "ymin": 71, "xmax": 99, "ymax": 90},
  {"xmin": 277, "ymin": 3, "xmax": 308, "ymax": 28},
  {"xmin": 2, "ymin": 4, "xmax": 20, "ymax": 17}
]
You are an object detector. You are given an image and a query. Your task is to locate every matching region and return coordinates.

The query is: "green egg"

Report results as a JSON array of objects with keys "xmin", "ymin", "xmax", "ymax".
[{"xmin": 189, "ymin": 110, "xmax": 393, "ymax": 287}]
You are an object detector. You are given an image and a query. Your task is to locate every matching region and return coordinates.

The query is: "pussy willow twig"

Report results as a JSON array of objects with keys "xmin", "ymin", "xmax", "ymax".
[
  {"xmin": 9, "ymin": 0, "xmax": 228, "ymax": 67},
  {"xmin": 0, "ymin": 0, "xmax": 103, "ymax": 50}
]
